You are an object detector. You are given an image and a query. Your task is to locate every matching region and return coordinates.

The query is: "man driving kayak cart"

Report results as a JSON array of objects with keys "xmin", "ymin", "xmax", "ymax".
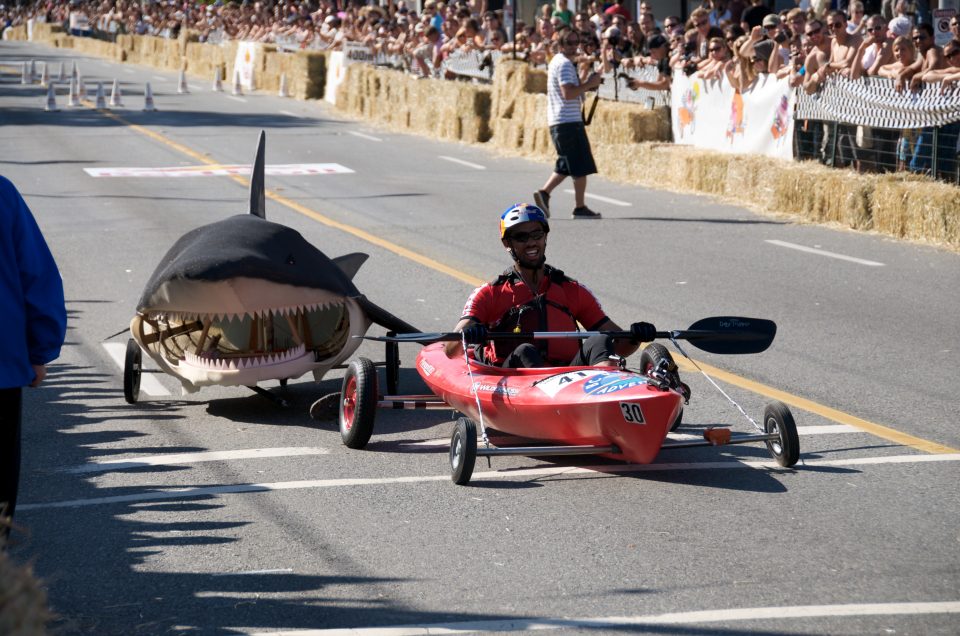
[{"xmin": 444, "ymin": 203, "xmax": 658, "ymax": 369}]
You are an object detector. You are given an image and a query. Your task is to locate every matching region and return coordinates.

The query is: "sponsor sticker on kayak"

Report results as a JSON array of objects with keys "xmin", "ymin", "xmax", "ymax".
[
  {"xmin": 582, "ymin": 372, "xmax": 649, "ymax": 396},
  {"xmin": 534, "ymin": 369, "xmax": 605, "ymax": 397}
]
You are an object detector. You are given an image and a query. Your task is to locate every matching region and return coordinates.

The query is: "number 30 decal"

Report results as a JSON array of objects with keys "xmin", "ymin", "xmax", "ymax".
[{"xmin": 619, "ymin": 402, "xmax": 645, "ymax": 424}]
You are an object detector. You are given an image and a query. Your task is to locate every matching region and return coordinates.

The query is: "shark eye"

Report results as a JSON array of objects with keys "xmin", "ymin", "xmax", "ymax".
[{"xmin": 286, "ymin": 254, "xmax": 296, "ymax": 265}]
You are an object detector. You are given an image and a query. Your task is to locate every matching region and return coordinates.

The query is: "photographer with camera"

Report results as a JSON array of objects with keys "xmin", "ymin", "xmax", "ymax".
[{"xmin": 533, "ymin": 27, "xmax": 604, "ymax": 220}]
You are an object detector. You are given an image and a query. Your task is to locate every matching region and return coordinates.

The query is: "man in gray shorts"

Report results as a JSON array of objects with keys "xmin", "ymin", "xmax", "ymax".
[{"xmin": 534, "ymin": 27, "xmax": 604, "ymax": 219}]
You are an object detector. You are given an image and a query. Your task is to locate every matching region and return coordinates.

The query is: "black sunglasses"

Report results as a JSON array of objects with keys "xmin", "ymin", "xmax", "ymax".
[
  {"xmin": 509, "ymin": 229, "xmax": 546, "ymax": 243},
  {"xmin": 805, "ymin": 27, "xmax": 822, "ymax": 36}
]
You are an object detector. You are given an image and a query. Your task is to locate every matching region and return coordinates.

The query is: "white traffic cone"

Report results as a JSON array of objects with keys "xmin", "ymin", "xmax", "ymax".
[
  {"xmin": 278, "ymin": 73, "xmax": 289, "ymax": 98},
  {"xmin": 77, "ymin": 74, "xmax": 87, "ymax": 99},
  {"xmin": 21, "ymin": 61, "xmax": 29, "ymax": 84},
  {"xmin": 29, "ymin": 60, "xmax": 37, "ymax": 83},
  {"xmin": 57, "ymin": 61, "xmax": 66, "ymax": 82},
  {"xmin": 177, "ymin": 68, "xmax": 189, "ymax": 94},
  {"xmin": 231, "ymin": 68, "xmax": 242, "ymax": 95},
  {"xmin": 109, "ymin": 78, "xmax": 123, "ymax": 107},
  {"xmin": 71, "ymin": 61, "xmax": 78, "ymax": 81},
  {"xmin": 143, "ymin": 82, "xmax": 157, "ymax": 111},
  {"xmin": 95, "ymin": 82, "xmax": 106, "ymax": 109},
  {"xmin": 44, "ymin": 83, "xmax": 60, "ymax": 112},
  {"xmin": 39, "ymin": 62, "xmax": 49, "ymax": 87},
  {"xmin": 68, "ymin": 76, "xmax": 81, "ymax": 107},
  {"xmin": 212, "ymin": 68, "xmax": 223, "ymax": 92}
]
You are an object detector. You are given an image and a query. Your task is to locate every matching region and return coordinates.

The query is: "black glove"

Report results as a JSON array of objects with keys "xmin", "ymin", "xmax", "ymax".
[
  {"xmin": 461, "ymin": 324, "xmax": 488, "ymax": 345},
  {"xmin": 630, "ymin": 321, "xmax": 657, "ymax": 344}
]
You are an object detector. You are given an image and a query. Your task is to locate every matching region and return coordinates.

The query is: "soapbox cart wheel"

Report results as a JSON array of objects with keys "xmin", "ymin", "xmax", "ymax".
[
  {"xmin": 764, "ymin": 401, "xmax": 800, "ymax": 467},
  {"xmin": 123, "ymin": 338, "xmax": 142, "ymax": 405},
  {"xmin": 339, "ymin": 357, "xmax": 378, "ymax": 449},
  {"xmin": 450, "ymin": 417, "xmax": 477, "ymax": 485},
  {"xmin": 640, "ymin": 343, "xmax": 684, "ymax": 431}
]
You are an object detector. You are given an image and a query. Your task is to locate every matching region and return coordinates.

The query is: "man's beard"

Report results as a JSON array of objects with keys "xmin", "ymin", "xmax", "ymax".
[{"xmin": 515, "ymin": 251, "xmax": 546, "ymax": 270}]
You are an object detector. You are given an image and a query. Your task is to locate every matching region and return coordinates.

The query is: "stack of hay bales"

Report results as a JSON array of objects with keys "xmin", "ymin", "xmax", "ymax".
[
  {"xmin": 336, "ymin": 64, "xmax": 491, "ymax": 143},
  {"xmin": 260, "ymin": 48, "xmax": 326, "ymax": 100},
  {"xmin": 0, "ymin": 530, "xmax": 51, "ymax": 636}
]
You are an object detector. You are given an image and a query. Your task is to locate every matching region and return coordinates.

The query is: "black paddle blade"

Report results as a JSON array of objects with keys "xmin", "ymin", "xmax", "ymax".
[
  {"xmin": 361, "ymin": 332, "xmax": 454, "ymax": 344},
  {"xmin": 249, "ymin": 130, "xmax": 266, "ymax": 218},
  {"xmin": 676, "ymin": 316, "xmax": 777, "ymax": 354}
]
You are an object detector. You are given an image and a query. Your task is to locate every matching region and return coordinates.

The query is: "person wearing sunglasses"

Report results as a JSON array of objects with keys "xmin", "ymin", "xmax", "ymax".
[
  {"xmin": 533, "ymin": 26, "xmax": 604, "ymax": 220},
  {"xmin": 443, "ymin": 204, "xmax": 656, "ymax": 369},
  {"xmin": 895, "ymin": 24, "xmax": 945, "ymax": 93},
  {"xmin": 851, "ymin": 15, "xmax": 894, "ymax": 79}
]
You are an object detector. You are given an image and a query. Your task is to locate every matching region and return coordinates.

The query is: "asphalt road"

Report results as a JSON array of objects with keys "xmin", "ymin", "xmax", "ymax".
[{"xmin": 2, "ymin": 40, "xmax": 959, "ymax": 636}]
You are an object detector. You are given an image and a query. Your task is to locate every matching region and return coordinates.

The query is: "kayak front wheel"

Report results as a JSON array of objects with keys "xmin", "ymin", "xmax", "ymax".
[
  {"xmin": 764, "ymin": 401, "xmax": 800, "ymax": 467},
  {"xmin": 450, "ymin": 417, "xmax": 477, "ymax": 485},
  {"xmin": 123, "ymin": 338, "xmax": 142, "ymax": 405},
  {"xmin": 339, "ymin": 358, "xmax": 378, "ymax": 449}
]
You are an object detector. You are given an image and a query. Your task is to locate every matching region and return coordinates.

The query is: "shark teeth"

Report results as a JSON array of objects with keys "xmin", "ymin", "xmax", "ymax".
[
  {"xmin": 148, "ymin": 300, "xmax": 344, "ymax": 324},
  {"xmin": 182, "ymin": 343, "xmax": 308, "ymax": 371}
]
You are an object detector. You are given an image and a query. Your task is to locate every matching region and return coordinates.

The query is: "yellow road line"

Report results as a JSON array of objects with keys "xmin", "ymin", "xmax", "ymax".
[{"xmin": 97, "ymin": 111, "xmax": 957, "ymax": 455}]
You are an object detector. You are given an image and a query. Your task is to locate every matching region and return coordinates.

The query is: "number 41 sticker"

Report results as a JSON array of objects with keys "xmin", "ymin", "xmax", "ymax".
[{"xmin": 619, "ymin": 402, "xmax": 645, "ymax": 424}]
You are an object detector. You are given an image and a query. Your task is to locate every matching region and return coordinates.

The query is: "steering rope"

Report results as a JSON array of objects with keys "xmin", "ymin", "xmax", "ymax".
[
  {"xmin": 461, "ymin": 333, "xmax": 491, "ymax": 449},
  {"xmin": 669, "ymin": 336, "xmax": 764, "ymax": 434}
]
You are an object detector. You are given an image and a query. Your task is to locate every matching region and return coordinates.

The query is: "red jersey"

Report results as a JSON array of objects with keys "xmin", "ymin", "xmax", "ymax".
[{"xmin": 461, "ymin": 266, "xmax": 608, "ymax": 365}]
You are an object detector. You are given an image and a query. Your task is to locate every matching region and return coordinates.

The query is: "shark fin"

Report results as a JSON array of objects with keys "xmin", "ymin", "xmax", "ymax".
[
  {"xmin": 356, "ymin": 296, "xmax": 421, "ymax": 334},
  {"xmin": 249, "ymin": 130, "xmax": 266, "ymax": 218},
  {"xmin": 332, "ymin": 252, "xmax": 369, "ymax": 280}
]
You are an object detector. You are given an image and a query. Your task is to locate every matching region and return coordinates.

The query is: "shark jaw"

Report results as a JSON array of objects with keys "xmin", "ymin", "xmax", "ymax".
[{"xmin": 131, "ymin": 278, "xmax": 370, "ymax": 391}]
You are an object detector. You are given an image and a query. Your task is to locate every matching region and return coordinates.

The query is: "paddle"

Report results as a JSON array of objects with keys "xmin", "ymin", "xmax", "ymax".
[{"xmin": 359, "ymin": 316, "xmax": 777, "ymax": 355}]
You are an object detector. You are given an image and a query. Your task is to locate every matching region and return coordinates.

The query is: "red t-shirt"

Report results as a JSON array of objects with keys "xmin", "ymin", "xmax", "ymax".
[{"xmin": 461, "ymin": 266, "xmax": 608, "ymax": 365}]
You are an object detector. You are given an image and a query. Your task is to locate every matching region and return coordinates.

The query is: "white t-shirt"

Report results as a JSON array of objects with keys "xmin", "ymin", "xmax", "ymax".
[{"xmin": 547, "ymin": 53, "xmax": 582, "ymax": 126}]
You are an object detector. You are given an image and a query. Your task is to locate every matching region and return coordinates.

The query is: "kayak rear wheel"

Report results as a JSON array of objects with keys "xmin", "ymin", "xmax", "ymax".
[
  {"xmin": 123, "ymin": 338, "xmax": 142, "ymax": 405},
  {"xmin": 339, "ymin": 357, "xmax": 378, "ymax": 449},
  {"xmin": 450, "ymin": 417, "xmax": 477, "ymax": 485},
  {"xmin": 640, "ymin": 343, "xmax": 684, "ymax": 431},
  {"xmin": 764, "ymin": 401, "xmax": 800, "ymax": 467}
]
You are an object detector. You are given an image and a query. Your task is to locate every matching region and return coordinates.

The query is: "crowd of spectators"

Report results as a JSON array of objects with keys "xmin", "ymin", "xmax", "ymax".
[{"xmin": 3, "ymin": 0, "xmax": 957, "ymax": 177}]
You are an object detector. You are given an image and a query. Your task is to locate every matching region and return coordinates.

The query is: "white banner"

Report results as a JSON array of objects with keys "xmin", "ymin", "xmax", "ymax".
[
  {"xmin": 325, "ymin": 43, "xmax": 373, "ymax": 105},
  {"xmin": 234, "ymin": 42, "xmax": 258, "ymax": 90},
  {"xmin": 671, "ymin": 73, "xmax": 795, "ymax": 160}
]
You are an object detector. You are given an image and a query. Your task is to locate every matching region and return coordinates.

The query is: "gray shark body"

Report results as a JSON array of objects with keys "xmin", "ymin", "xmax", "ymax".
[{"xmin": 130, "ymin": 132, "xmax": 415, "ymax": 393}]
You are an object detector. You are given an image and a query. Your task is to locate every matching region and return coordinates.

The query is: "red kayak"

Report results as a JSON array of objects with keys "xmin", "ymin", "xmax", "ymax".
[{"xmin": 336, "ymin": 316, "xmax": 799, "ymax": 485}]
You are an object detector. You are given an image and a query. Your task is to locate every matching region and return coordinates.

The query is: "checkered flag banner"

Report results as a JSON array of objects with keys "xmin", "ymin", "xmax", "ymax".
[
  {"xmin": 597, "ymin": 64, "xmax": 670, "ymax": 108},
  {"xmin": 795, "ymin": 75, "xmax": 960, "ymax": 128},
  {"xmin": 439, "ymin": 49, "xmax": 499, "ymax": 82}
]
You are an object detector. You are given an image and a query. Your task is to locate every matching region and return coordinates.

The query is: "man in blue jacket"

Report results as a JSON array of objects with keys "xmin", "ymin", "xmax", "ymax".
[{"xmin": 1, "ymin": 176, "xmax": 67, "ymax": 538}]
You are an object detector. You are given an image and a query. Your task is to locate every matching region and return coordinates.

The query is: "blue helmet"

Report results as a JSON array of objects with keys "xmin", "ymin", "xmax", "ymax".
[{"xmin": 499, "ymin": 203, "xmax": 549, "ymax": 239}]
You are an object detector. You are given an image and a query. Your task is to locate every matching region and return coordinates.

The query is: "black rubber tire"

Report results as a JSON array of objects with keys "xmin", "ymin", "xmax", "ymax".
[
  {"xmin": 764, "ymin": 401, "xmax": 800, "ymax": 467},
  {"xmin": 450, "ymin": 417, "xmax": 477, "ymax": 485},
  {"xmin": 385, "ymin": 340, "xmax": 400, "ymax": 396},
  {"xmin": 639, "ymin": 343, "xmax": 683, "ymax": 431},
  {"xmin": 339, "ymin": 358, "xmax": 378, "ymax": 449},
  {"xmin": 123, "ymin": 338, "xmax": 142, "ymax": 405}
]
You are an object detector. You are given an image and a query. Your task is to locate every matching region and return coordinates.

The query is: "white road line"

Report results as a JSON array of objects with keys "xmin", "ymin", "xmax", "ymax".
[
  {"xmin": 438, "ymin": 155, "xmax": 486, "ymax": 170},
  {"xmin": 63, "ymin": 447, "xmax": 329, "ymax": 474},
  {"xmin": 279, "ymin": 110, "xmax": 300, "ymax": 118},
  {"xmin": 245, "ymin": 601, "xmax": 960, "ymax": 635},
  {"xmin": 101, "ymin": 342, "xmax": 171, "ymax": 397},
  {"xmin": 151, "ymin": 75, "xmax": 166, "ymax": 82},
  {"xmin": 226, "ymin": 95, "xmax": 247, "ymax": 103},
  {"xmin": 346, "ymin": 130, "xmax": 382, "ymax": 142},
  {"xmin": 123, "ymin": 68, "xmax": 135, "ymax": 75},
  {"xmin": 212, "ymin": 568, "xmax": 293, "ymax": 577},
  {"xmin": 18, "ymin": 454, "xmax": 960, "ymax": 511},
  {"xmin": 562, "ymin": 189, "xmax": 631, "ymax": 207},
  {"xmin": 766, "ymin": 240, "xmax": 885, "ymax": 266}
]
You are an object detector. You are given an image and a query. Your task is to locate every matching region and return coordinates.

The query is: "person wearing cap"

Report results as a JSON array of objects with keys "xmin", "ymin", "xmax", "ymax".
[
  {"xmin": 625, "ymin": 33, "xmax": 671, "ymax": 90},
  {"xmin": 533, "ymin": 26, "xmax": 604, "ymax": 220},
  {"xmin": 739, "ymin": 14, "xmax": 780, "ymax": 73},
  {"xmin": 443, "ymin": 204, "xmax": 655, "ymax": 368}
]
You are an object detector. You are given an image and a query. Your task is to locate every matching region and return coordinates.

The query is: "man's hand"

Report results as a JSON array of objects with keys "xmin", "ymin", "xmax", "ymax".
[
  {"xmin": 30, "ymin": 364, "xmax": 47, "ymax": 387},
  {"xmin": 629, "ymin": 322, "xmax": 657, "ymax": 344},
  {"xmin": 461, "ymin": 324, "xmax": 488, "ymax": 345}
]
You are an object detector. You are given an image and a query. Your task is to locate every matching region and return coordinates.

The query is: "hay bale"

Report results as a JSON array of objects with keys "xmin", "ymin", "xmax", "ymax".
[
  {"xmin": 0, "ymin": 530, "xmax": 51, "ymax": 636},
  {"xmin": 872, "ymin": 177, "xmax": 960, "ymax": 245}
]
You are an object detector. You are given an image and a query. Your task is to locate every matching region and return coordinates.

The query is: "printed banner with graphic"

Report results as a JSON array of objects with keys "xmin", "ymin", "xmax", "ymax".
[
  {"xmin": 325, "ymin": 43, "xmax": 374, "ymax": 105},
  {"xmin": 234, "ymin": 42, "xmax": 258, "ymax": 90},
  {"xmin": 671, "ymin": 73, "xmax": 795, "ymax": 160}
]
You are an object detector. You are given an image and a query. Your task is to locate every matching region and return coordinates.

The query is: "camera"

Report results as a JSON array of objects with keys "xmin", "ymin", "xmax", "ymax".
[
  {"xmin": 606, "ymin": 33, "xmax": 621, "ymax": 47},
  {"xmin": 683, "ymin": 40, "xmax": 697, "ymax": 56},
  {"xmin": 683, "ymin": 61, "xmax": 698, "ymax": 76},
  {"xmin": 774, "ymin": 31, "xmax": 788, "ymax": 44}
]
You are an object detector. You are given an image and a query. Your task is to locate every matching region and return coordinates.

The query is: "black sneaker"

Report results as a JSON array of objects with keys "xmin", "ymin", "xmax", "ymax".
[
  {"xmin": 572, "ymin": 206, "xmax": 602, "ymax": 219},
  {"xmin": 533, "ymin": 190, "xmax": 550, "ymax": 218}
]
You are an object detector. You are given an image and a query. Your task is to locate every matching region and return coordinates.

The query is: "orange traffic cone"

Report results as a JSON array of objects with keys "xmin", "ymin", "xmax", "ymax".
[
  {"xmin": 44, "ymin": 83, "xmax": 60, "ymax": 112},
  {"xmin": 176, "ymin": 68, "xmax": 189, "ymax": 94},
  {"xmin": 212, "ymin": 68, "xmax": 223, "ymax": 92},
  {"xmin": 278, "ymin": 73, "xmax": 289, "ymax": 97},
  {"xmin": 109, "ymin": 78, "xmax": 124, "ymax": 107},
  {"xmin": 143, "ymin": 82, "xmax": 157, "ymax": 111},
  {"xmin": 67, "ymin": 76, "xmax": 81, "ymax": 107},
  {"xmin": 231, "ymin": 68, "xmax": 243, "ymax": 95},
  {"xmin": 95, "ymin": 82, "xmax": 106, "ymax": 109}
]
